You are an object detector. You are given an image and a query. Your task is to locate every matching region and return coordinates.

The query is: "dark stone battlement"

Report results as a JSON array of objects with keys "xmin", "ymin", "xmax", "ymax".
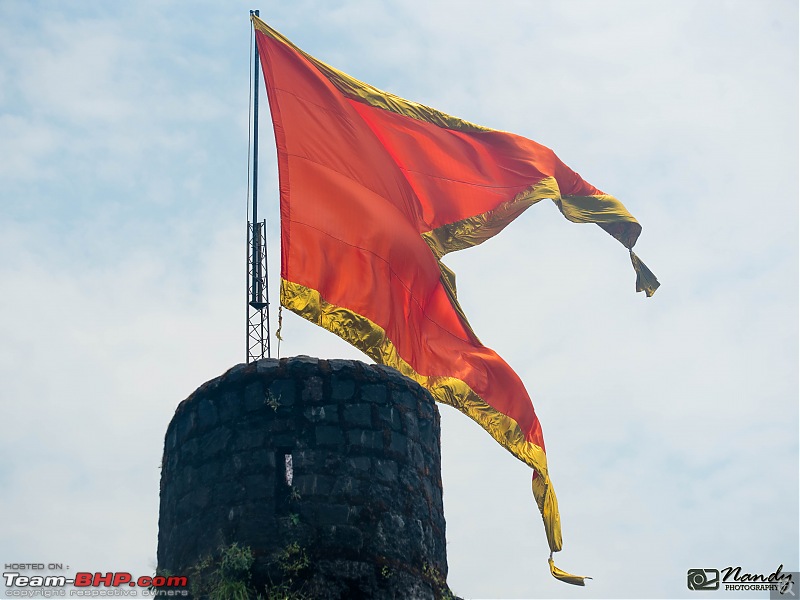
[{"xmin": 157, "ymin": 356, "xmax": 453, "ymax": 599}]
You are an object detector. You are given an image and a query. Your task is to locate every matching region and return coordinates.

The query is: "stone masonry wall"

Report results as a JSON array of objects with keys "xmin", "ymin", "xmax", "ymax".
[{"xmin": 157, "ymin": 356, "xmax": 453, "ymax": 599}]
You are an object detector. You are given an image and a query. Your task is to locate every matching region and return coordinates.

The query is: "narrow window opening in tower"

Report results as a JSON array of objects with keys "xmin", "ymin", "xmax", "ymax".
[
  {"xmin": 284, "ymin": 453, "xmax": 293, "ymax": 486},
  {"xmin": 274, "ymin": 447, "xmax": 293, "ymax": 514}
]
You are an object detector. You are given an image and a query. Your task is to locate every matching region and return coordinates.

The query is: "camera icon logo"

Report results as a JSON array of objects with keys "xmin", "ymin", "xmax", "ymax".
[{"xmin": 688, "ymin": 569, "xmax": 720, "ymax": 590}]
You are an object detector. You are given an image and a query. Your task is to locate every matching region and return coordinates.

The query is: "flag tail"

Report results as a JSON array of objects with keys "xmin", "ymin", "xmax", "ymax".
[
  {"xmin": 549, "ymin": 556, "xmax": 591, "ymax": 586},
  {"xmin": 630, "ymin": 249, "xmax": 660, "ymax": 297}
]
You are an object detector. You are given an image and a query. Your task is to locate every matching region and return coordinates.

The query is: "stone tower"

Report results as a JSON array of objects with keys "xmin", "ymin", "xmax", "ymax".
[{"xmin": 157, "ymin": 356, "xmax": 456, "ymax": 599}]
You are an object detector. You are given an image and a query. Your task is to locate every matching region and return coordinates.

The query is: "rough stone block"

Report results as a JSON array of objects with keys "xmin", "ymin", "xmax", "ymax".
[
  {"xmin": 285, "ymin": 355, "xmax": 319, "ymax": 376},
  {"xmin": 330, "ymin": 377, "xmax": 355, "ymax": 401},
  {"xmin": 332, "ymin": 475, "xmax": 359, "ymax": 497},
  {"xmin": 393, "ymin": 390, "xmax": 418, "ymax": 410},
  {"xmin": 374, "ymin": 458, "xmax": 398, "ymax": 483},
  {"xmin": 268, "ymin": 379, "xmax": 295, "ymax": 407},
  {"xmin": 201, "ymin": 427, "xmax": 231, "ymax": 459},
  {"xmin": 222, "ymin": 362, "xmax": 247, "ymax": 382},
  {"xmin": 243, "ymin": 381, "xmax": 265, "ymax": 412},
  {"xmin": 174, "ymin": 410, "xmax": 196, "ymax": 441},
  {"xmin": 180, "ymin": 438, "xmax": 200, "ymax": 462},
  {"xmin": 294, "ymin": 474, "xmax": 335, "ymax": 496},
  {"xmin": 296, "ymin": 501, "xmax": 317, "ymax": 523},
  {"xmin": 410, "ymin": 442, "xmax": 424, "ymax": 469},
  {"xmin": 293, "ymin": 449, "xmax": 316, "ymax": 469},
  {"xmin": 327, "ymin": 359, "xmax": 356, "ymax": 373},
  {"xmin": 327, "ymin": 524, "xmax": 364, "ymax": 551},
  {"xmin": 321, "ymin": 404, "xmax": 340, "ymax": 423},
  {"xmin": 382, "ymin": 512, "xmax": 406, "ymax": 534},
  {"xmin": 163, "ymin": 452, "xmax": 179, "ymax": 474},
  {"xmin": 316, "ymin": 503, "xmax": 350, "ymax": 527},
  {"xmin": 418, "ymin": 418, "xmax": 433, "ymax": 445},
  {"xmin": 222, "ymin": 454, "xmax": 244, "ymax": 479},
  {"xmin": 266, "ymin": 418, "xmax": 294, "ymax": 433},
  {"xmin": 422, "ymin": 478, "xmax": 435, "ymax": 506},
  {"xmin": 255, "ymin": 358, "xmax": 280, "ymax": 374},
  {"xmin": 225, "ymin": 449, "xmax": 271, "ymax": 477},
  {"xmin": 373, "ymin": 363, "xmax": 406, "ymax": 383},
  {"xmin": 403, "ymin": 411, "xmax": 419, "ymax": 438},
  {"xmin": 377, "ymin": 406, "xmax": 401, "ymax": 431},
  {"xmin": 302, "ymin": 376, "xmax": 324, "ymax": 404},
  {"xmin": 323, "ymin": 452, "xmax": 343, "ymax": 472},
  {"xmin": 418, "ymin": 400, "xmax": 434, "ymax": 422},
  {"xmin": 389, "ymin": 431, "xmax": 408, "ymax": 457},
  {"xmin": 398, "ymin": 464, "xmax": 422, "ymax": 491},
  {"xmin": 348, "ymin": 456, "xmax": 371, "ymax": 474},
  {"xmin": 316, "ymin": 425, "xmax": 344, "ymax": 447},
  {"xmin": 343, "ymin": 404, "xmax": 371, "ymax": 427},
  {"xmin": 196, "ymin": 397, "xmax": 218, "ymax": 430},
  {"xmin": 347, "ymin": 429, "xmax": 382, "ymax": 451},
  {"xmin": 228, "ymin": 482, "xmax": 247, "ymax": 503},
  {"xmin": 315, "ymin": 559, "xmax": 372, "ymax": 587},
  {"xmin": 304, "ymin": 404, "xmax": 340, "ymax": 424},
  {"xmin": 364, "ymin": 482, "xmax": 392, "ymax": 506},
  {"xmin": 178, "ymin": 487, "xmax": 210, "ymax": 514},
  {"xmin": 217, "ymin": 391, "xmax": 240, "ymax": 423},
  {"xmin": 197, "ymin": 462, "xmax": 221, "ymax": 486},
  {"xmin": 231, "ymin": 429, "xmax": 265, "ymax": 451},
  {"xmin": 361, "ymin": 384, "xmax": 387, "ymax": 404},
  {"xmin": 272, "ymin": 433, "xmax": 299, "ymax": 448}
]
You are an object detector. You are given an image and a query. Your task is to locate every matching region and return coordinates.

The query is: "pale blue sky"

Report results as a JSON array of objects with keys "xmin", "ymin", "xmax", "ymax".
[{"xmin": 1, "ymin": 1, "xmax": 797, "ymax": 598}]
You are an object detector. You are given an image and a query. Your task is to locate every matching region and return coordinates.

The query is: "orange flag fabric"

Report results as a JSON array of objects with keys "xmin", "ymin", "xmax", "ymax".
[{"xmin": 253, "ymin": 15, "xmax": 658, "ymax": 584}]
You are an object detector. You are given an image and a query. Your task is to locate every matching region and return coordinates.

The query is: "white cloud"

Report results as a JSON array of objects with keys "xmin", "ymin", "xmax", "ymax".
[{"xmin": 0, "ymin": 1, "xmax": 796, "ymax": 598}]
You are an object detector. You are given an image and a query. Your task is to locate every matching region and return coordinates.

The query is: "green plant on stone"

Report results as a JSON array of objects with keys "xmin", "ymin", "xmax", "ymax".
[
  {"xmin": 262, "ymin": 580, "xmax": 308, "ymax": 600},
  {"xmin": 219, "ymin": 544, "xmax": 254, "ymax": 583},
  {"xmin": 422, "ymin": 562, "xmax": 456, "ymax": 600},
  {"xmin": 211, "ymin": 578, "xmax": 253, "ymax": 600},
  {"xmin": 189, "ymin": 543, "xmax": 257, "ymax": 600},
  {"xmin": 263, "ymin": 585, "xmax": 307, "ymax": 600},
  {"xmin": 184, "ymin": 541, "xmax": 313, "ymax": 600},
  {"xmin": 262, "ymin": 542, "xmax": 311, "ymax": 600},
  {"xmin": 279, "ymin": 512, "xmax": 301, "ymax": 528},
  {"xmin": 265, "ymin": 391, "xmax": 280, "ymax": 411},
  {"xmin": 277, "ymin": 541, "xmax": 309, "ymax": 576},
  {"xmin": 187, "ymin": 554, "xmax": 214, "ymax": 597}
]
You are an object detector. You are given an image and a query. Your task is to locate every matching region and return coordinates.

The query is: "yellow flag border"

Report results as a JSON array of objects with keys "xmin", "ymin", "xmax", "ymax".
[
  {"xmin": 254, "ymin": 11, "xmax": 661, "ymax": 583},
  {"xmin": 281, "ymin": 279, "xmax": 593, "ymax": 582},
  {"xmin": 252, "ymin": 15, "xmax": 490, "ymax": 133},
  {"xmin": 254, "ymin": 14, "xmax": 659, "ymax": 297},
  {"xmin": 280, "ymin": 278, "xmax": 562, "ymax": 549}
]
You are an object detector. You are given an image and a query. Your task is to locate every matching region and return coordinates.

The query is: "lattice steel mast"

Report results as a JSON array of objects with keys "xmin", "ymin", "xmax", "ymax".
[{"xmin": 247, "ymin": 9, "xmax": 270, "ymax": 363}]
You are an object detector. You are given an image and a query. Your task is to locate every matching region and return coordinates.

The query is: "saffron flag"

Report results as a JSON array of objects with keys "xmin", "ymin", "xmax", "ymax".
[{"xmin": 253, "ymin": 15, "xmax": 658, "ymax": 584}]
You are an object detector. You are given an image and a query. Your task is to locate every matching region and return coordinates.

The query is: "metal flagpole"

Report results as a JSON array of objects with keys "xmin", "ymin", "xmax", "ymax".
[{"xmin": 247, "ymin": 9, "xmax": 270, "ymax": 362}]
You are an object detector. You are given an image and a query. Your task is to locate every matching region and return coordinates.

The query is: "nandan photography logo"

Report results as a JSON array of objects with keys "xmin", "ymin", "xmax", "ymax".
[
  {"xmin": 687, "ymin": 564, "xmax": 795, "ymax": 594},
  {"xmin": 688, "ymin": 568, "xmax": 720, "ymax": 590}
]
